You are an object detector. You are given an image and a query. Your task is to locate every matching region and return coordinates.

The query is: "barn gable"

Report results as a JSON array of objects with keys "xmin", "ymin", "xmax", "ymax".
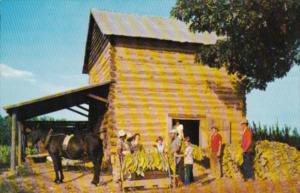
[{"xmin": 83, "ymin": 9, "xmax": 219, "ymax": 74}]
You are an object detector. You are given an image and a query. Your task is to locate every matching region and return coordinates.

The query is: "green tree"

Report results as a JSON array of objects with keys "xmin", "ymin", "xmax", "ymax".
[
  {"xmin": 0, "ymin": 115, "xmax": 11, "ymax": 145},
  {"xmin": 171, "ymin": 0, "xmax": 300, "ymax": 92}
]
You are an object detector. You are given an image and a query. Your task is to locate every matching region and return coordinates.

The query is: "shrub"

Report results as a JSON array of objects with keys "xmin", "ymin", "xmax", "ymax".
[
  {"xmin": 0, "ymin": 145, "xmax": 10, "ymax": 167},
  {"xmin": 25, "ymin": 147, "xmax": 38, "ymax": 155}
]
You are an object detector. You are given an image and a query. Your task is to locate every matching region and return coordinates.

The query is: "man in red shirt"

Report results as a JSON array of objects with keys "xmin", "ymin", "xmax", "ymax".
[
  {"xmin": 210, "ymin": 126, "xmax": 222, "ymax": 179},
  {"xmin": 241, "ymin": 120, "xmax": 254, "ymax": 181}
]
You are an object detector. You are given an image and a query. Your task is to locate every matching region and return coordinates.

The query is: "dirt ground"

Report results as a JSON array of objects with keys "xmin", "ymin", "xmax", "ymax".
[{"xmin": 0, "ymin": 160, "xmax": 299, "ymax": 193}]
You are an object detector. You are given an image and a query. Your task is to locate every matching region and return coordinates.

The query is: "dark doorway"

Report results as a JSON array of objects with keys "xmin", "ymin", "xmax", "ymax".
[{"xmin": 172, "ymin": 119, "xmax": 200, "ymax": 146}]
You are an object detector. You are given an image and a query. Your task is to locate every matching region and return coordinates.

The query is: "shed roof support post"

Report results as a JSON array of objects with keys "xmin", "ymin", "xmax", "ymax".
[
  {"xmin": 10, "ymin": 113, "xmax": 17, "ymax": 171},
  {"xmin": 17, "ymin": 121, "xmax": 23, "ymax": 166}
]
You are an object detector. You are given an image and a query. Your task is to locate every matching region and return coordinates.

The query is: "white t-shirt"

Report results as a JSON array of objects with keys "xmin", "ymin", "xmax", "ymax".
[
  {"xmin": 156, "ymin": 143, "xmax": 164, "ymax": 153},
  {"xmin": 184, "ymin": 145, "xmax": 193, "ymax": 164},
  {"xmin": 174, "ymin": 124, "xmax": 184, "ymax": 139}
]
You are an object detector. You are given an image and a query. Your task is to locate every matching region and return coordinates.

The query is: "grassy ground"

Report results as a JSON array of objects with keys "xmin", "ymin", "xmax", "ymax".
[{"xmin": 0, "ymin": 161, "xmax": 299, "ymax": 193}]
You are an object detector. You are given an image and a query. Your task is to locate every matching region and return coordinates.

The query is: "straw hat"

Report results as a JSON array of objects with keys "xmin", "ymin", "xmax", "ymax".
[{"xmin": 118, "ymin": 130, "xmax": 126, "ymax": 137}]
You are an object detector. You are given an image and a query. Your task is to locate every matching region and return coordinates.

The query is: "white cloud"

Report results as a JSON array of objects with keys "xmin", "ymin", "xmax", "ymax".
[
  {"xmin": 59, "ymin": 74, "xmax": 85, "ymax": 80},
  {"xmin": 0, "ymin": 63, "xmax": 36, "ymax": 82}
]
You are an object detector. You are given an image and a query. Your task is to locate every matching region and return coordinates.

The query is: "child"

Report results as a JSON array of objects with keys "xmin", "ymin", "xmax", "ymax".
[
  {"xmin": 184, "ymin": 137, "xmax": 193, "ymax": 185},
  {"xmin": 155, "ymin": 136, "xmax": 165, "ymax": 153}
]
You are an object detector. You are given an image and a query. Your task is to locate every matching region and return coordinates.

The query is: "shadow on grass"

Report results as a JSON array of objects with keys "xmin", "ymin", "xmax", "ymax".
[
  {"xmin": 6, "ymin": 165, "xmax": 35, "ymax": 180},
  {"xmin": 0, "ymin": 174, "xmax": 35, "ymax": 193},
  {"xmin": 0, "ymin": 167, "xmax": 9, "ymax": 175},
  {"xmin": 63, "ymin": 173, "xmax": 87, "ymax": 183}
]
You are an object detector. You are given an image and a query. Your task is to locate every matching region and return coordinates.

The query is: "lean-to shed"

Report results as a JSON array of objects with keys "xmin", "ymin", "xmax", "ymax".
[{"xmin": 84, "ymin": 10, "xmax": 246, "ymax": 152}]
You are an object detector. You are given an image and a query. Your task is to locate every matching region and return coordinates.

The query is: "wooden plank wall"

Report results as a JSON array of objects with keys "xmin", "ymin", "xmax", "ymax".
[
  {"xmin": 88, "ymin": 21, "xmax": 111, "ymax": 84},
  {"xmin": 89, "ymin": 42, "xmax": 112, "ymax": 84},
  {"xmin": 108, "ymin": 45, "xmax": 245, "ymax": 148},
  {"xmin": 87, "ymin": 36, "xmax": 245, "ymax": 151},
  {"xmin": 88, "ymin": 39, "xmax": 118, "ymax": 153}
]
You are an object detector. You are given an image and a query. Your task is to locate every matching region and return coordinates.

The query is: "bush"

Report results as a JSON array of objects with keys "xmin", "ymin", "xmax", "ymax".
[
  {"xmin": 25, "ymin": 147, "xmax": 38, "ymax": 155},
  {"xmin": 0, "ymin": 145, "xmax": 10, "ymax": 167}
]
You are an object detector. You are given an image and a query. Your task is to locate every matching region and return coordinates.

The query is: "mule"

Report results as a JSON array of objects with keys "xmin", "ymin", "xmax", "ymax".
[{"xmin": 31, "ymin": 128, "xmax": 103, "ymax": 186}]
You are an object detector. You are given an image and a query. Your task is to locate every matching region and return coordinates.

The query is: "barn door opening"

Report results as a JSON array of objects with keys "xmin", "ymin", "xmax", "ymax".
[{"xmin": 172, "ymin": 119, "xmax": 200, "ymax": 146}]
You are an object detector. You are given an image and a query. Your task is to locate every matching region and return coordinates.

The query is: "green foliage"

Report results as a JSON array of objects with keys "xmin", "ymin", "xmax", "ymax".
[
  {"xmin": 25, "ymin": 147, "xmax": 38, "ymax": 155},
  {"xmin": 0, "ymin": 115, "xmax": 11, "ymax": 146},
  {"xmin": 0, "ymin": 145, "xmax": 10, "ymax": 167},
  {"xmin": 171, "ymin": 0, "xmax": 300, "ymax": 92},
  {"xmin": 251, "ymin": 122, "xmax": 300, "ymax": 150}
]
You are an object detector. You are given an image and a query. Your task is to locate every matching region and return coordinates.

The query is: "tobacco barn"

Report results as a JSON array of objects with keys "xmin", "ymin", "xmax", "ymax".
[
  {"xmin": 4, "ymin": 9, "xmax": 245, "ymax": 170},
  {"xmin": 83, "ymin": 10, "xmax": 245, "ymax": 152}
]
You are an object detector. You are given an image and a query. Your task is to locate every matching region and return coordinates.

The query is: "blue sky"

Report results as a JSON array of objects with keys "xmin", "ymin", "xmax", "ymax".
[{"xmin": 1, "ymin": 0, "xmax": 299, "ymax": 129}]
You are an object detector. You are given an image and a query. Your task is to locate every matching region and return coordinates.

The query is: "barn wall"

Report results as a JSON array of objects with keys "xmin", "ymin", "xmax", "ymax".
[
  {"xmin": 87, "ymin": 39, "xmax": 245, "ymax": 152},
  {"xmin": 88, "ymin": 42, "xmax": 112, "ymax": 84},
  {"xmin": 108, "ymin": 45, "xmax": 245, "ymax": 148},
  {"xmin": 88, "ymin": 43, "xmax": 118, "ymax": 153}
]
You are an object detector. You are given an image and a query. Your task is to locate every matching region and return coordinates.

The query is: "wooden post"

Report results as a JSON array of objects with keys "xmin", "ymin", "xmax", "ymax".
[
  {"xmin": 173, "ymin": 154, "xmax": 176, "ymax": 188},
  {"xmin": 17, "ymin": 121, "xmax": 23, "ymax": 166},
  {"xmin": 229, "ymin": 122, "xmax": 232, "ymax": 144},
  {"xmin": 10, "ymin": 113, "xmax": 17, "ymax": 171}
]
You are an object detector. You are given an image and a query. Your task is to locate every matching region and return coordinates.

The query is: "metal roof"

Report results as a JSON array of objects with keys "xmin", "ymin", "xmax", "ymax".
[
  {"xmin": 91, "ymin": 9, "xmax": 219, "ymax": 45},
  {"xmin": 3, "ymin": 81, "xmax": 111, "ymax": 120}
]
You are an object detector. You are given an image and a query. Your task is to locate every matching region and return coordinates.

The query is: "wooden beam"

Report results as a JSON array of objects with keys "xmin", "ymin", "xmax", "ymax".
[
  {"xmin": 17, "ymin": 121, "xmax": 23, "ymax": 166},
  {"xmin": 87, "ymin": 94, "xmax": 108, "ymax": 103},
  {"xmin": 77, "ymin": 105, "xmax": 89, "ymax": 112},
  {"xmin": 11, "ymin": 113, "xmax": 17, "ymax": 171},
  {"xmin": 67, "ymin": 108, "xmax": 88, "ymax": 117}
]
